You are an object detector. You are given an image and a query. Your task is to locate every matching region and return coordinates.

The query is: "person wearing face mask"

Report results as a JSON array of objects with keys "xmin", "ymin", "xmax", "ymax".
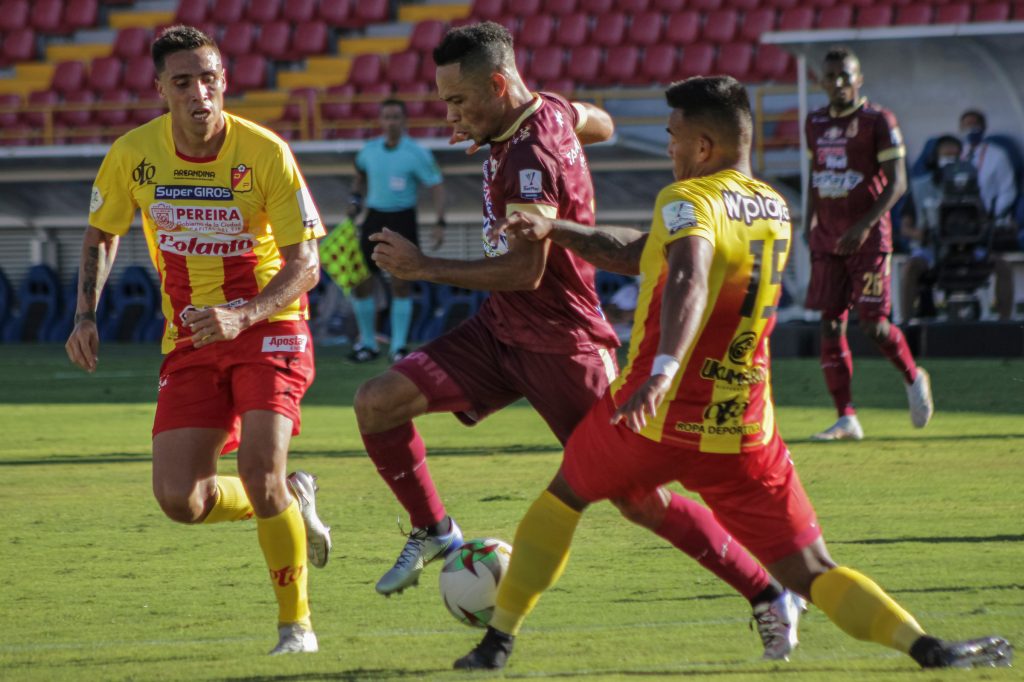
[{"xmin": 898, "ymin": 135, "xmax": 963, "ymax": 321}]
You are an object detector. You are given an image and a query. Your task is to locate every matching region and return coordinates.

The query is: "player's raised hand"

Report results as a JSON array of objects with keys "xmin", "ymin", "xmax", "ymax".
[
  {"xmin": 65, "ymin": 315, "xmax": 100, "ymax": 372},
  {"xmin": 610, "ymin": 374, "xmax": 672, "ymax": 433},
  {"xmin": 370, "ymin": 227, "xmax": 425, "ymax": 279},
  {"xmin": 836, "ymin": 223, "xmax": 871, "ymax": 255},
  {"xmin": 449, "ymin": 129, "xmax": 481, "ymax": 155},
  {"xmin": 185, "ymin": 307, "xmax": 247, "ymax": 348},
  {"xmin": 489, "ymin": 212, "xmax": 554, "ymax": 247}
]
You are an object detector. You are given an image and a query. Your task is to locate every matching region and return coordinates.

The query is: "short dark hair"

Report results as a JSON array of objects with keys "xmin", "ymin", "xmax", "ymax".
[
  {"xmin": 934, "ymin": 134, "xmax": 963, "ymax": 153},
  {"xmin": 960, "ymin": 109, "xmax": 987, "ymax": 129},
  {"xmin": 665, "ymin": 76, "xmax": 752, "ymax": 148},
  {"xmin": 152, "ymin": 25, "xmax": 219, "ymax": 74},
  {"xmin": 824, "ymin": 45, "xmax": 858, "ymax": 65},
  {"xmin": 433, "ymin": 21, "xmax": 514, "ymax": 76},
  {"xmin": 380, "ymin": 98, "xmax": 407, "ymax": 115}
]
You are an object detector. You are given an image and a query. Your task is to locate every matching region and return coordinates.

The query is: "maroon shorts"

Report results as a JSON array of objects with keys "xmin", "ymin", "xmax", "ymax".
[
  {"xmin": 392, "ymin": 315, "xmax": 618, "ymax": 445},
  {"xmin": 152, "ymin": 320, "xmax": 315, "ymax": 453},
  {"xmin": 562, "ymin": 391, "xmax": 822, "ymax": 565},
  {"xmin": 805, "ymin": 251, "xmax": 892, "ymax": 321}
]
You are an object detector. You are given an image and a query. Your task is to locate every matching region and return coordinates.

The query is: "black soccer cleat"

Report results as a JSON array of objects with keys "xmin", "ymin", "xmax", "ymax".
[
  {"xmin": 453, "ymin": 627, "xmax": 515, "ymax": 670},
  {"xmin": 911, "ymin": 635, "xmax": 1013, "ymax": 669}
]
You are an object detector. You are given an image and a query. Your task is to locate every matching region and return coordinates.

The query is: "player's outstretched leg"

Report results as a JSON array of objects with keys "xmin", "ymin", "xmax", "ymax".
[
  {"xmin": 910, "ymin": 636, "xmax": 1013, "ymax": 668},
  {"xmin": 287, "ymin": 471, "xmax": 333, "ymax": 568},
  {"xmin": 377, "ymin": 516, "xmax": 463, "ymax": 595},
  {"xmin": 862, "ymin": 318, "xmax": 933, "ymax": 428}
]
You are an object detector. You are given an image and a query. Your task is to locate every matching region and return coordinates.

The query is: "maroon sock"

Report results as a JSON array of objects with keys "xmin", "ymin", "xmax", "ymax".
[
  {"xmin": 361, "ymin": 423, "xmax": 446, "ymax": 528},
  {"xmin": 821, "ymin": 335, "xmax": 855, "ymax": 416},
  {"xmin": 655, "ymin": 494, "xmax": 770, "ymax": 601},
  {"xmin": 877, "ymin": 323, "xmax": 918, "ymax": 384}
]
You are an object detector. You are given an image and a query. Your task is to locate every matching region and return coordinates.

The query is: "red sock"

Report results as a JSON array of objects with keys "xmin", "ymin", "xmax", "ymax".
[
  {"xmin": 655, "ymin": 494, "xmax": 770, "ymax": 601},
  {"xmin": 362, "ymin": 423, "xmax": 446, "ymax": 528},
  {"xmin": 821, "ymin": 335, "xmax": 855, "ymax": 416},
  {"xmin": 877, "ymin": 322, "xmax": 918, "ymax": 384}
]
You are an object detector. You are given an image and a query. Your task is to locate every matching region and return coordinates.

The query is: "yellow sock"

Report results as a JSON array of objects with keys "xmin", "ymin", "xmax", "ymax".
[
  {"xmin": 811, "ymin": 566, "xmax": 926, "ymax": 653},
  {"xmin": 491, "ymin": 491, "xmax": 581, "ymax": 636},
  {"xmin": 202, "ymin": 476, "xmax": 254, "ymax": 523},
  {"xmin": 256, "ymin": 500, "xmax": 310, "ymax": 627}
]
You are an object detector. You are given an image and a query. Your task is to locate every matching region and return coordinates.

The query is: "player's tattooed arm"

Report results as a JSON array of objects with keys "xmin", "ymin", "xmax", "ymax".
[
  {"xmin": 76, "ymin": 226, "xmax": 119, "ymax": 320},
  {"xmin": 549, "ymin": 220, "xmax": 647, "ymax": 275}
]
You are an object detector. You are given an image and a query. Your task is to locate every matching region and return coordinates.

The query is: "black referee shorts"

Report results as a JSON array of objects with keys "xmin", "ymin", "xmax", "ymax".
[{"xmin": 359, "ymin": 207, "xmax": 419, "ymax": 275}]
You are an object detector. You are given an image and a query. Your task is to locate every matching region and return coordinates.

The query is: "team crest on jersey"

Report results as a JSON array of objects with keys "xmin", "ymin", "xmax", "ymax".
[
  {"xmin": 845, "ymin": 119, "xmax": 859, "ymax": 138},
  {"xmin": 823, "ymin": 126, "xmax": 843, "ymax": 141},
  {"xmin": 231, "ymin": 164, "xmax": 253, "ymax": 192},
  {"xmin": 519, "ymin": 169, "xmax": 542, "ymax": 200},
  {"xmin": 662, "ymin": 200, "xmax": 698, "ymax": 233},
  {"xmin": 150, "ymin": 202, "xmax": 175, "ymax": 230},
  {"xmin": 90, "ymin": 186, "xmax": 103, "ymax": 213}
]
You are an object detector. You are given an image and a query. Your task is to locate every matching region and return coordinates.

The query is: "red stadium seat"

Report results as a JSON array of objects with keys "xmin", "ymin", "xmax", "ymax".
[
  {"xmin": 753, "ymin": 44, "xmax": 793, "ymax": 82},
  {"xmin": 472, "ymin": 0, "xmax": 504, "ymax": 20},
  {"xmin": 518, "ymin": 0, "xmax": 543, "ymax": 14},
  {"xmin": 555, "ymin": 13, "xmax": 589, "ymax": 47},
  {"xmin": 740, "ymin": 8, "xmax": 777, "ymax": 41},
  {"xmin": 259, "ymin": 21, "xmax": 292, "ymax": 61},
  {"xmin": 765, "ymin": 0, "xmax": 798, "ymax": 8},
  {"xmin": 617, "ymin": 0, "xmax": 651, "ymax": 11},
  {"xmin": 974, "ymin": 2, "xmax": 1010, "ymax": 21},
  {"xmin": 678, "ymin": 42, "xmax": 714, "ymax": 78},
  {"xmin": 88, "ymin": 56, "xmax": 122, "ymax": 92},
  {"xmin": 410, "ymin": 20, "xmax": 446, "ymax": 52},
  {"xmin": 283, "ymin": 0, "xmax": 316, "ymax": 23},
  {"xmin": 579, "ymin": 0, "xmax": 614, "ymax": 12},
  {"xmin": 0, "ymin": 93, "xmax": 21, "ymax": 127},
  {"xmin": 394, "ymin": 81, "xmax": 431, "ymax": 118},
  {"xmin": 778, "ymin": 6, "xmax": 814, "ymax": 30},
  {"xmin": 1, "ymin": 27, "xmax": 36, "ymax": 65},
  {"xmin": 541, "ymin": 78, "xmax": 575, "ymax": 96},
  {"xmin": 519, "ymin": 15, "xmax": 555, "ymax": 49},
  {"xmin": 132, "ymin": 98, "xmax": 165, "ymax": 125},
  {"xmin": 665, "ymin": 11, "xmax": 700, "ymax": 44},
  {"xmin": 317, "ymin": 0, "xmax": 353, "ymax": 26},
  {"xmin": 247, "ymin": 0, "xmax": 282, "ymax": 23},
  {"xmin": 1014, "ymin": 2, "xmax": 1024, "ymax": 19},
  {"xmin": 714, "ymin": 42, "xmax": 753, "ymax": 81},
  {"xmin": 211, "ymin": 0, "xmax": 245, "ymax": 25},
  {"xmin": 528, "ymin": 46, "xmax": 565, "ymax": 83},
  {"xmin": 230, "ymin": 55, "xmax": 267, "ymax": 92},
  {"xmin": 355, "ymin": 82, "xmax": 391, "ymax": 118},
  {"xmin": 0, "ymin": 0, "xmax": 29, "ymax": 33},
  {"xmin": 638, "ymin": 43, "xmax": 677, "ymax": 85},
  {"xmin": 727, "ymin": 0, "xmax": 760, "ymax": 10},
  {"xmin": 386, "ymin": 50, "xmax": 421, "ymax": 87},
  {"xmin": 603, "ymin": 45, "xmax": 640, "ymax": 85},
  {"xmin": 856, "ymin": 5, "xmax": 894, "ymax": 27},
  {"xmin": 591, "ymin": 13, "xmax": 627, "ymax": 47},
  {"xmin": 703, "ymin": 8, "xmax": 739, "ymax": 43},
  {"xmin": 291, "ymin": 20, "xmax": 328, "ymax": 58},
  {"xmin": 112, "ymin": 27, "xmax": 149, "ymax": 59},
  {"xmin": 493, "ymin": 14, "xmax": 520, "ymax": 40},
  {"xmin": 770, "ymin": 111, "xmax": 800, "ymax": 146},
  {"xmin": 349, "ymin": 53, "xmax": 384, "ymax": 87},
  {"xmin": 419, "ymin": 54, "xmax": 437, "ymax": 85},
  {"xmin": 935, "ymin": 3, "xmax": 970, "ymax": 22},
  {"xmin": 566, "ymin": 45, "xmax": 602, "ymax": 84},
  {"xmin": 281, "ymin": 87, "xmax": 318, "ymax": 122},
  {"xmin": 809, "ymin": 0, "xmax": 838, "ymax": 8},
  {"xmin": 57, "ymin": 89, "xmax": 95, "ymax": 127},
  {"xmin": 52, "ymin": 61, "xmax": 86, "ymax": 95},
  {"xmin": 174, "ymin": 0, "xmax": 208, "ymax": 24},
  {"xmin": 321, "ymin": 83, "xmax": 355, "ymax": 120},
  {"xmin": 23, "ymin": 90, "xmax": 59, "ymax": 128},
  {"xmin": 64, "ymin": 0, "xmax": 99, "ymax": 31},
  {"xmin": 653, "ymin": 0, "xmax": 686, "ymax": 9},
  {"xmin": 688, "ymin": 0, "xmax": 723, "ymax": 10},
  {"xmin": 627, "ymin": 11, "xmax": 664, "ymax": 46},
  {"xmin": 896, "ymin": 4, "xmax": 933, "ymax": 24},
  {"xmin": 31, "ymin": 0, "xmax": 64, "ymax": 34},
  {"xmin": 546, "ymin": 0, "xmax": 578, "ymax": 13},
  {"xmin": 355, "ymin": 0, "xmax": 389, "ymax": 25},
  {"xmin": 95, "ymin": 88, "xmax": 132, "ymax": 127},
  {"xmin": 220, "ymin": 22, "xmax": 255, "ymax": 58},
  {"xmin": 123, "ymin": 55, "xmax": 156, "ymax": 95},
  {"xmin": 817, "ymin": 6, "xmax": 853, "ymax": 28}
]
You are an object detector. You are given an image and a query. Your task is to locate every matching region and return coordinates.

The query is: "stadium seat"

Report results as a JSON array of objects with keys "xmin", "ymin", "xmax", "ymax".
[
  {"xmin": 354, "ymin": 0, "xmax": 389, "ymax": 25},
  {"xmin": 592, "ymin": 13, "xmax": 627, "ymax": 47},
  {"xmin": 0, "ymin": 0, "xmax": 29, "ymax": 33},
  {"xmin": 935, "ymin": 3, "xmax": 971, "ymax": 22},
  {"xmin": 678, "ymin": 42, "xmax": 714, "ymax": 78},
  {"xmin": 321, "ymin": 82, "xmax": 356, "ymax": 121},
  {"xmin": 517, "ymin": 0, "xmax": 543, "ymax": 14},
  {"xmin": 394, "ymin": 81, "xmax": 430, "ymax": 118},
  {"xmin": 817, "ymin": 6, "xmax": 853, "ymax": 28},
  {"xmin": 349, "ymin": 53, "xmax": 384, "ymax": 87},
  {"xmin": 0, "ymin": 93, "xmax": 20, "ymax": 127},
  {"xmin": 1, "ymin": 27, "xmax": 37, "ymax": 66},
  {"xmin": 472, "ymin": 0, "xmax": 504, "ymax": 20},
  {"xmin": 386, "ymin": 50, "xmax": 421, "ymax": 87},
  {"xmin": 30, "ymin": 0, "xmax": 63, "ymax": 34},
  {"xmin": 3, "ymin": 264, "xmax": 61, "ymax": 343},
  {"xmin": 546, "ymin": 0, "xmax": 578, "ymax": 13},
  {"xmin": 113, "ymin": 27, "xmax": 149, "ymax": 59},
  {"xmin": 354, "ymin": 82, "xmax": 391, "ymax": 118},
  {"xmin": 57, "ymin": 89, "xmax": 96, "ymax": 128},
  {"xmin": 317, "ymin": 0, "xmax": 352, "ymax": 26},
  {"xmin": 175, "ymin": 0, "xmax": 208, "ymax": 25},
  {"xmin": 617, "ymin": 0, "xmax": 651, "ymax": 10},
  {"xmin": 541, "ymin": 78, "xmax": 575, "ymax": 96},
  {"xmin": 132, "ymin": 98, "xmax": 165, "ymax": 124},
  {"xmin": 410, "ymin": 20, "xmax": 446, "ymax": 52},
  {"xmin": 211, "ymin": 0, "xmax": 245, "ymax": 24},
  {"xmin": 753, "ymin": 44, "xmax": 794, "ymax": 82},
  {"xmin": 1014, "ymin": 1, "xmax": 1024, "ymax": 19},
  {"xmin": 778, "ymin": 6, "xmax": 814, "ymax": 30},
  {"xmin": 769, "ymin": 109, "xmax": 800, "ymax": 146},
  {"xmin": 856, "ymin": 5, "xmax": 894, "ymax": 27},
  {"xmin": 528, "ymin": 46, "xmax": 565, "ymax": 83},
  {"xmin": 664, "ymin": 11, "xmax": 700, "ymax": 44},
  {"xmin": 555, "ymin": 12, "xmax": 589, "ymax": 47},
  {"xmin": 230, "ymin": 54, "xmax": 267, "ymax": 92},
  {"xmin": 220, "ymin": 22, "xmax": 255, "ymax": 58},
  {"xmin": 714, "ymin": 42, "xmax": 753, "ymax": 81},
  {"xmin": 703, "ymin": 8, "xmax": 739, "ymax": 43},
  {"xmin": 627, "ymin": 11, "xmax": 664, "ymax": 46},
  {"xmin": 973, "ymin": 2, "xmax": 1010, "ymax": 21},
  {"xmin": 765, "ymin": 0, "xmax": 798, "ymax": 8},
  {"xmin": 280, "ymin": 0, "xmax": 314, "ymax": 22},
  {"xmin": 809, "ymin": 0, "xmax": 838, "ymax": 7},
  {"xmin": 95, "ymin": 88, "xmax": 132, "ymax": 127},
  {"xmin": 601, "ymin": 45, "xmax": 639, "ymax": 85},
  {"xmin": 727, "ymin": 0, "xmax": 760, "ymax": 9},
  {"xmin": 247, "ymin": 0, "xmax": 281, "ymax": 23},
  {"xmin": 259, "ymin": 21, "xmax": 292, "ymax": 61},
  {"xmin": 88, "ymin": 56, "xmax": 122, "ymax": 93},
  {"xmin": 493, "ymin": 14, "xmax": 520, "ymax": 40},
  {"xmin": 123, "ymin": 55, "xmax": 156, "ymax": 95},
  {"xmin": 291, "ymin": 20, "xmax": 328, "ymax": 58},
  {"xmin": 740, "ymin": 7, "xmax": 777, "ymax": 41},
  {"xmin": 22, "ymin": 90, "xmax": 58, "ymax": 128},
  {"xmin": 689, "ymin": 0, "xmax": 724, "ymax": 9},
  {"xmin": 653, "ymin": 0, "xmax": 686, "ymax": 9},
  {"xmin": 282, "ymin": 86, "xmax": 318, "ymax": 123},
  {"xmin": 638, "ymin": 43, "xmax": 676, "ymax": 85},
  {"xmin": 895, "ymin": 4, "xmax": 933, "ymax": 24},
  {"xmin": 51, "ymin": 61, "xmax": 87, "ymax": 96},
  {"xmin": 580, "ymin": 0, "xmax": 614, "ymax": 12},
  {"xmin": 518, "ymin": 15, "xmax": 555, "ymax": 49},
  {"xmin": 566, "ymin": 45, "xmax": 602, "ymax": 84},
  {"xmin": 101, "ymin": 266, "xmax": 160, "ymax": 343},
  {"xmin": 64, "ymin": 0, "xmax": 99, "ymax": 32}
]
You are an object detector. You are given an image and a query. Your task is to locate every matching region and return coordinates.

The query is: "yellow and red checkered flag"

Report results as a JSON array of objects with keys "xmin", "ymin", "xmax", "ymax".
[{"xmin": 318, "ymin": 218, "xmax": 370, "ymax": 294}]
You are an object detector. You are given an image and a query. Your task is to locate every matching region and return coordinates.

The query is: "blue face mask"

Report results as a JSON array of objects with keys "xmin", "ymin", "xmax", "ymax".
[{"xmin": 962, "ymin": 127, "xmax": 984, "ymax": 146}]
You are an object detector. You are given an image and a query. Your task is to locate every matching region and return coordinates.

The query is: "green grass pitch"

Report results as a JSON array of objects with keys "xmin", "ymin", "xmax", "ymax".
[{"xmin": 1, "ymin": 345, "xmax": 1021, "ymax": 681}]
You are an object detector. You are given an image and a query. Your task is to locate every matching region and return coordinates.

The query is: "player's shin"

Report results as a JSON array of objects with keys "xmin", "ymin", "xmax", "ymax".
[
  {"xmin": 810, "ymin": 566, "xmax": 925, "ymax": 653},
  {"xmin": 490, "ymin": 491, "xmax": 581, "ymax": 636},
  {"xmin": 202, "ymin": 476, "xmax": 254, "ymax": 523},
  {"xmin": 256, "ymin": 499, "xmax": 311, "ymax": 627},
  {"xmin": 362, "ymin": 422, "xmax": 446, "ymax": 528}
]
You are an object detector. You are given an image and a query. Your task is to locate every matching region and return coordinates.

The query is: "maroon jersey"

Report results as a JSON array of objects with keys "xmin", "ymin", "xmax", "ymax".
[
  {"xmin": 806, "ymin": 100, "xmax": 905, "ymax": 254},
  {"xmin": 475, "ymin": 92, "xmax": 619, "ymax": 354}
]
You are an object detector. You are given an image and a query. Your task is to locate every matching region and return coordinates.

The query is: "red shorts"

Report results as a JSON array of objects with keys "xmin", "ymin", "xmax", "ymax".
[
  {"xmin": 562, "ymin": 391, "xmax": 822, "ymax": 564},
  {"xmin": 152, "ymin": 320, "xmax": 315, "ymax": 453},
  {"xmin": 392, "ymin": 315, "xmax": 618, "ymax": 445},
  {"xmin": 805, "ymin": 251, "xmax": 892, "ymax": 321}
]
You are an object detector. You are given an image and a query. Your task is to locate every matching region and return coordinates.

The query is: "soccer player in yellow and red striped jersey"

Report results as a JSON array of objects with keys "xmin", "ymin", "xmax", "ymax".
[
  {"xmin": 65, "ymin": 26, "xmax": 331, "ymax": 656},
  {"xmin": 455, "ymin": 76, "xmax": 1011, "ymax": 671}
]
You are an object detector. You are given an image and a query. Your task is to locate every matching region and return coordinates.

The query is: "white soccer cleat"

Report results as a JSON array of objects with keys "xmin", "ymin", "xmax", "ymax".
[
  {"xmin": 905, "ymin": 367, "xmax": 934, "ymax": 429},
  {"xmin": 287, "ymin": 471, "xmax": 332, "ymax": 569},
  {"xmin": 269, "ymin": 622, "xmax": 319, "ymax": 655},
  {"xmin": 376, "ymin": 517, "xmax": 463, "ymax": 596},
  {"xmin": 753, "ymin": 590, "xmax": 806, "ymax": 661},
  {"xmin": 810, "ymin": 414, "xmax": 864, "ymax": 441}
]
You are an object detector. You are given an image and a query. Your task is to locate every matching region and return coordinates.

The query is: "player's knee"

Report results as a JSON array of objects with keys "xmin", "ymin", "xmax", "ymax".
[
  {"xmin": 153, "ymin": 485, "xmax": 207, "ymax": 524},
  {"xmin": 236, "ymin": 465, "xmax": 287, "ymax": 514},
  {"xmin": 354, "ymin": 373, "xmax": 420, "ymax": 433},
  {"xmin": 612, "ymin": 498, "xmax": 664, "ymax": 530}
]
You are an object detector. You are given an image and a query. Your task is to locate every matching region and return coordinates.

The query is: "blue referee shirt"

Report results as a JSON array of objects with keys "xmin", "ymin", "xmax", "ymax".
[{"xmin": 355, "ymin": 135, "xmax": 443, "ymax": 212}]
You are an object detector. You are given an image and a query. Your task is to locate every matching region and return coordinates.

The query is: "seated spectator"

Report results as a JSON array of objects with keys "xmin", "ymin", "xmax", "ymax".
[{"xmin": 604, "ymin": 276, "xmax": 639, "ymax": 342}]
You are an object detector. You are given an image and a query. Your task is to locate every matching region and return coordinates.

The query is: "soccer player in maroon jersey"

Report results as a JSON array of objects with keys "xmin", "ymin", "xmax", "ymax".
[
  {"xmin": 354, "ymin": 22, "xmax": 804, "ymax": 657},
  {"xmin": 804, "ymin": 47, "xmax": 933, "ymax": 441}
]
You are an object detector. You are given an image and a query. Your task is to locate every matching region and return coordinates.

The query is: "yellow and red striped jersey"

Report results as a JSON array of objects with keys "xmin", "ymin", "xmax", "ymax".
[
  {"xmin": 611, "ymin": 169, "xmax": 792, "ymax": 453},
  {"xmin": 89, "ymin": 113, "xmax": 325, "ymax": 353}
]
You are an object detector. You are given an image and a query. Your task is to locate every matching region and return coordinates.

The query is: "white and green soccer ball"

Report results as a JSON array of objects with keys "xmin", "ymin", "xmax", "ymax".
[{"xmin": 439, "ymin": 538, "xmax": 513, "ymax": 628}]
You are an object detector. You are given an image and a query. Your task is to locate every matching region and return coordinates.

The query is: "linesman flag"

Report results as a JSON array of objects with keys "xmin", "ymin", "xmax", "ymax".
[{"xmin": 318, "ymin": 218, "xmax": 370, "ymax": 293}]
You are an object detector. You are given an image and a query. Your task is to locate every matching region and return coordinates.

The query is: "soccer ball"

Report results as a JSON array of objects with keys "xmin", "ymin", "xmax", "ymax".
[{"xmin": 439, "ymin": 538, "xmax": 512, "ymax": 628}]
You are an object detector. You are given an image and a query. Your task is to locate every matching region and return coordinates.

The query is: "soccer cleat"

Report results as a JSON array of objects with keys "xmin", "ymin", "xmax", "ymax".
[
  {"xmin": 269, "ymin": 623, "xmax": 319, "ymax": 655},
  {"xmin": 453, "ymin": 626, "xmax": 515, "ymax": 670},
  {"xmin": 752, "ymin": 590, "xmax": 806, "ymax": 661},
  {"xmin": 809, "ymin": 414, "xmax": 864, "ymax": 441},
  {"xmin": 905, "ymin": 367, "xmax": 934, "ymax": 428},
  {"xmin": 912, "ymin": 635, "xmax": 1013, "ymax": 669},
  {"xmin": 286, "ymin": 471, "xmax": 332, "ymax": 569},
  {"xmin": 389, "ymin": 347, "xmax": 409, "ymax": 363},
  {"xmin": 348, "ymin": 345, "xmax": 380, "ymax": 363},
  {"xmin": 375, "ymin": 517, "xmax": 463, "ymax": 595}
]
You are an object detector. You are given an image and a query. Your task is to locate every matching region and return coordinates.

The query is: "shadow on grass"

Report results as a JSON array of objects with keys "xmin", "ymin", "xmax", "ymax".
[{"xmin": 832, "ymin": 534, "xmax": 1024, "ymax": 545}]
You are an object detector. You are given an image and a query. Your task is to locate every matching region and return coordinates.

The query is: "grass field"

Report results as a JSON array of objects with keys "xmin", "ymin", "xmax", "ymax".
[{"xmin": 1, "ymin": 345, "xmax": 1022, "ymax": 681}]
